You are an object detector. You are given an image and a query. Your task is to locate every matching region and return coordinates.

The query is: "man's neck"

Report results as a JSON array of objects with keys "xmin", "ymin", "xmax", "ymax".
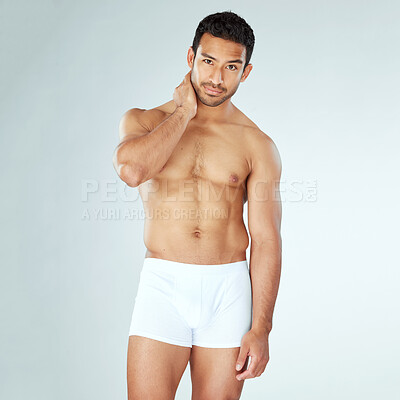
[{"xmin": 193, "ymin": 99, "xmax": 236, "ymax": 123}]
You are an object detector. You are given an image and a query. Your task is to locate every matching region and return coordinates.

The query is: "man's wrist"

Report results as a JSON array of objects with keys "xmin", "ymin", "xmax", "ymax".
[
  {"xmin": 174, "ymin": 105, "xmax": 194, "ymax": 121},
  {"xmin": 251, "ymin": 323, "xmax": 272, "ymax": 335}
]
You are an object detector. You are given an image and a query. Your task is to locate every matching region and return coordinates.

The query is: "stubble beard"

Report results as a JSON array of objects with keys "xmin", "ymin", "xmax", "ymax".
[{"xmin": 191, "ymin": 77, "xmax": 239, "ymax": 108}]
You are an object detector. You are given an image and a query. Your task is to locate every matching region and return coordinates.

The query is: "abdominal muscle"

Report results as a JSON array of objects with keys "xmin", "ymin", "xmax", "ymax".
[{"xmin": 141, "ymin": 193, "xmax": 250, "ymax": 265}]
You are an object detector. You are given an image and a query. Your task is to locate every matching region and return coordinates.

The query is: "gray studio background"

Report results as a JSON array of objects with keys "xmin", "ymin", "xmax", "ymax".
[{"xmin": 1, "ymin": 0, "xmax": 399, "ymax": 399}]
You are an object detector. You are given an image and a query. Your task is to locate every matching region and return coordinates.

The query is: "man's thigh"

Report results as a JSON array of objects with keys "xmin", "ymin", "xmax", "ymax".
[
  {"xmin": 189, "ymin": 345, "xmax": 250, "ymax": 400},
  {"xmin": 127, "ymin": 335, "xmax": 191, "ymax": 400}
]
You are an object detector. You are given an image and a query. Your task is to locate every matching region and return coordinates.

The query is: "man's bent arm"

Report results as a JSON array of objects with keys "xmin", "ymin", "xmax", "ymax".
[
  {"xmin": 113, "ymin": 106, "xmax": 192, "ymax": 187},
  {"xmin": 246, "ymin": 133, "xmax": 282, "ymax": 334}
]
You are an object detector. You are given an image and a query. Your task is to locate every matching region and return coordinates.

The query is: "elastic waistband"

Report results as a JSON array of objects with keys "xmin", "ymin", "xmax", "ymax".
[{"xmin": 142, "ymin": 257, "xmax": 248, "ymax": 275}]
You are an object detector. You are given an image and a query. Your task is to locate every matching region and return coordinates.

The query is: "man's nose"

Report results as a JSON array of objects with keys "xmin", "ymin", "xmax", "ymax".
[{"xmin": 209, "ymin": 69, "xmax": 223, "ymax": 86}]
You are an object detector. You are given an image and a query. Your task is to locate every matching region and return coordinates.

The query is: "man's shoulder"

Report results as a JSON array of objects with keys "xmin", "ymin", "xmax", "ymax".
[
  {"xmin": 233, "ymin": 107, "xmax": 275, "ymax": 143},
  {"xmin": 240, "ymin": 121, "xmax": 277, "ymax": 156},
  {"xmin": 247, "ymin": 126, "xmax": 276, "ymax": 149},
  {"xmin": 237, "ymin": 118, "xmax": 280, "ymax": 173}
]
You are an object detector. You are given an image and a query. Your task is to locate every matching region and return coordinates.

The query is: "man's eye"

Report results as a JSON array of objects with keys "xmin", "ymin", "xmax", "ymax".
[
  {"xmin": 204, "ymin": 59, "xmax": 212, "ymax": 64},
  {"xmin": 227, "ymin": 65, "xmax": 238, "ymax": 71}
]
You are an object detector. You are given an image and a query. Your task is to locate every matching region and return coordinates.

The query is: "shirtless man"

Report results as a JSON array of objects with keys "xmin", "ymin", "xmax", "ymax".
[{"xmin": 113, "ymin": 11, "xmax": 282, "ymax": 400}]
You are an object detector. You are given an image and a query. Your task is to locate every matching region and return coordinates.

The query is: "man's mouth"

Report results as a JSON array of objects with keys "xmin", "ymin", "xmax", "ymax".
[{"xmin": 204, "ymin": 86, "xmax": 223, "ymax": 95}]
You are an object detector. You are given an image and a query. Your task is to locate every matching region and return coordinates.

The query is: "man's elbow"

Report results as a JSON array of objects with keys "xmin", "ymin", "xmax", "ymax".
[
  {"xmin": 250, "ymin": 232, "xmax": 282, "ymax": 248},
  {"xmin": 113, "ymin": 150, "xmax": 146, "ymax": 187},
  {"xmin": 116, "ymin": 163, "xmax": 144, "ymax": 187}
]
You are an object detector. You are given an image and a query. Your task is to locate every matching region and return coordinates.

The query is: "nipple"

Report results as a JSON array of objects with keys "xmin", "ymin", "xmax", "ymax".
[{"xmin": 230, "ymin": 174, "xmax": 239, "ymax": 183}]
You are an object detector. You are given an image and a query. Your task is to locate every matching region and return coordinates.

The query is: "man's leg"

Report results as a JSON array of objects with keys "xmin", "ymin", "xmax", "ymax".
[
  {"xmin": 127, "ymin": 335, "xmax": 191, "ymax": 400},
  {"xmin": 189, "ymin": 345, "xmax": 249, "ymax": 400},
  {"xmin": 189, "ymin": 262, "xmax": 252, "ymax": 399}
]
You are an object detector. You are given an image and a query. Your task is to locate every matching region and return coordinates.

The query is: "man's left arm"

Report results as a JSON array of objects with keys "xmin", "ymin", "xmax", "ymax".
[{"xmin": 236, "ymin": 133, "xmax": 282, "ymax": 381}]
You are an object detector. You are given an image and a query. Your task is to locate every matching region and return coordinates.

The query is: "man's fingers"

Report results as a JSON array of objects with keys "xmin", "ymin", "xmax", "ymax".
[
  {"xmin": 236, "ymin": 369, "xmax": 255, "ymax": 381},
  {"xmin": 177, "ymin": 71, "xmax": 191, "ymax": 88},
  {"xmin": 235, "ymin": 347, "xmax": 249, "ymax": 371},
  {"xmin": 247, "ymin": 355, "xmax": 258, "ymax": 377},
  {"xmin": 236, "ymin": 355, "xmax": 259, "ymax": 380},
  {"xmin": 252, "ymin": 357, "xmax": 269, "ymax": 378}
]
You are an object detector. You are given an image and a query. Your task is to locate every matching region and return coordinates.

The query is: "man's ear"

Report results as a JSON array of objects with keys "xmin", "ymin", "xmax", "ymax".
[
  {"xmin": 240, "ymin": 63, "xmax": 253, "ymax": 83},
  {"xmin": 187, "ymin": 47, "xmax": 195, "ymax": 69}
]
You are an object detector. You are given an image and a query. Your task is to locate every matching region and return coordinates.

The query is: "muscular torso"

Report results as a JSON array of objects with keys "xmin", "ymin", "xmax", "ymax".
[{"xmin": 138, "ymin": 100, "xmax": 259, "ymax": 264}]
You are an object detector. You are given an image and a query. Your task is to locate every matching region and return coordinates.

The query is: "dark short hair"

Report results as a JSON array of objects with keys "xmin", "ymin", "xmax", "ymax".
[{"xmin": 192, "ymin": 11, "xmax": 255, "ymax": 72}]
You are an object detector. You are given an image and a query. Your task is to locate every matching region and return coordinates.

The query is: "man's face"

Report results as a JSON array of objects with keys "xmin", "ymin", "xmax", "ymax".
[{"xmin": 189, "ymin": 32, "xmax": 251, "ymax": 107}]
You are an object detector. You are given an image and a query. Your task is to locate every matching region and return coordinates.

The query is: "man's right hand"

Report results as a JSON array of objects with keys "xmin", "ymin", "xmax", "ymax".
[{"xmin": 173, "ymin": 70, "xmax": 197, "ymax": 120}]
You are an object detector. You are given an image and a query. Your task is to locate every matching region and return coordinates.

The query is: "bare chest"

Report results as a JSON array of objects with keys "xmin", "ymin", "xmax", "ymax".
[{"xmin": 157, "ymin": 123, "xmax": 250, "ymax": 188}]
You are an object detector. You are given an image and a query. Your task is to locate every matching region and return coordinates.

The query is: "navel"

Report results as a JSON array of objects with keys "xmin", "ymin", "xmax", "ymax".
[{"xmin": 192, "ymin": 229, "xmax": 202, "ymax": 238}]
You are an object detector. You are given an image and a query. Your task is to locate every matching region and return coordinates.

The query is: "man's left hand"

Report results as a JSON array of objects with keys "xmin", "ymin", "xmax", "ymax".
[{"xmin": 235, "ymin": 328, "xmax": 270, "ymax": 380}]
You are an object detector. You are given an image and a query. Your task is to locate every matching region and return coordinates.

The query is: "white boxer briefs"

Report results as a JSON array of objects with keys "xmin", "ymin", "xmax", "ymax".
[{"xmin": 129, "ymin": 257, "xmax": 253, "ymax": 348}]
